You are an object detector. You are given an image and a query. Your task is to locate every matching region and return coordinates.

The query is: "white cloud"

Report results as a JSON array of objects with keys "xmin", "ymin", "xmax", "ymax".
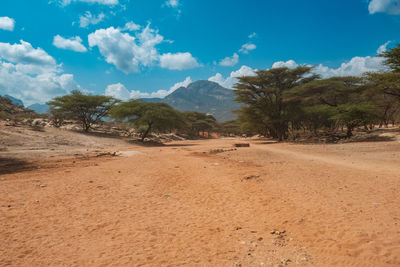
[
  {"xmin": 160, "ymin": 52, "xmax": 200, "ymax": 70},
  {"xmin": 270, "ymin": 43, "xmax": 389, "ymax": 78},
  {"xmin": 0, "ymin": 40, "xmax": 56, "ymax": 66},
  {"xmin": 248, "ymin": 32, "xmax": 257, "ymax": 39},
  {"xmin": 209, "ymin": 65, "xmax": 257, "ymax": 89},
  {"xmin": 105, "ymin": 76, "xmax": 192, "ymax": 100},
  {"xmin": 105, "ymin": 83, "xmax": 130, "ymax": 100},
  {"xmin": 272, "ymin": 58, "xmax": 384, "ymax": 78},
  {"xmin": 0, "ymin": 17, "xmax": 15, "ymax": 31},
  {"xmin": 60, "ymin": 0, "xmax": 118, "ymax": 6},
  {"xmin": 219, "ymin": 53, "xmax": 239, "ymax": 67},
  {"xmin": 377, "ymin": 41, "xmax": 391, "ymax": 54},
  {"xmin": 165, "ymin": 0, "xmax": 179, "ymax": 7},
  {"xmin": 313, "ymin": 56, "xmax": 385, "ymax": 78},
  {"xmin": 0, "ymin": 41, "xmax": 81, "ymax": 106},
  {"xmin": 131, "ymin": 76, "xmax": 192, "ymax": 98},
  {"xmin": 368, "ymin": 0, "xmax": 400, "ymax": 14},
  {"xmin": 121, "ymin": 21, "xmax": 140, "ymax": 31},
  {"xmin": 53, "ymin": 35, "xmax": 87, "ymax": 52},
  {"xmin": 239, "ymin": 43, "xmax": 256, "ymax": 54},
  {"xmin": 272, "ymin": 60, "xmax": 299, "ymax": 69},
  {"xmin": 89, "ymin": 24, "xmax": 163, "ymax": 73},
  {"xmin": 79, "ymin": 11, "xmax": 105, "ymax": 28}
]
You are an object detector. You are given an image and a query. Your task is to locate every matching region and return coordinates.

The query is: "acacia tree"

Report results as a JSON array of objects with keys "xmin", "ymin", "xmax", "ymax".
[
  {"xmin": 287, "ymin": 76, "xmax": 377, "ymax": 137},
  {"xmin": 47, "ymin": 90, "xmax": 118, "ymax": 132},
  {"xmin": 110, "ymin": 100, "xmax": 184, "ymax": 142},
  {"xmin": 182, "ymin": 111, "xmax": 216, "ymax": 137},
  {"xmin": 363, "ymin": 43, "xmax": 400, "ymax": 126},
  {"xmin": 234, "ymin": 66, "xmax": 317, "ymax": 141}
]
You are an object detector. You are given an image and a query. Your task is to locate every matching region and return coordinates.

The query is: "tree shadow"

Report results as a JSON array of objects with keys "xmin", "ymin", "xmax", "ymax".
[
  {"xmin": 0, "ymin": 157, "xmax": 36, "ymax": 175},
  {"xmin": 164, "ymin": 143, "xmax": 197, "ymax": 147},
  {"xmin": 348, "ymin": 135, "xmax": 396, "ymax": 143},
  {"xmin": 73, "ymin": 130, "xmax": 131, "ymax": 140}
]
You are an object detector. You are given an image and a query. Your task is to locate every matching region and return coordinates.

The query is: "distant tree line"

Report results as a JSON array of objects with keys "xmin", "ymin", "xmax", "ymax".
[
  {"xmin": 47, "ymin": 91, "xmax": 222, "ymax": 141},
  {"xmin": 233, "ymin": 43, "xmax": 400, "ymax": 140},
  {"xmin": 47, "ymin": 43, "xmax": 400, "ymax": 142}
]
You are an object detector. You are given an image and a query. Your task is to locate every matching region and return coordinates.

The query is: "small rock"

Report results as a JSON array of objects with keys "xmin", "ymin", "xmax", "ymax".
[
  {"xmin": 89, "ymin": 180, "xmax": 94, "ymax": 183},
  {"xmin": 39, "ymin": 184, "xmax": 47, "ymax": 188},
  {"xmin": 258, "ymin": 237, "xmax": 263, "ymax": 241},
  {"xmin": 175, "ymin": 166, "xmax": 179, "ymax": 168},
  {"xmin": 34, "ymin": 200, "xmax": 39, "ymax": 203},
  {"xmin": 7, "ymin": 205, "xmax": 11, "ymax": 208}
]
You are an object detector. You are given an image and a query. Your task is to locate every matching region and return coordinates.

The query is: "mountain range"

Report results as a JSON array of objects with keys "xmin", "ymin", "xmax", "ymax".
[{"xmin": 2, "ymin": 80, "xmax": 240, "ymax": 121}]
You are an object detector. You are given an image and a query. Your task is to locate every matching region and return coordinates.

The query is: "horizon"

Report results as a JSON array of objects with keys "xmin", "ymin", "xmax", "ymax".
[{"xmin": 1, "ymin": 0, "xmax": 400, "ymax": 106}]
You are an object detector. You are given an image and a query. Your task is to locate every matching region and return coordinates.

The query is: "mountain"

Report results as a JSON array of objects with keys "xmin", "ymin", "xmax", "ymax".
[
  {"xmin": 143, "ymin": 80, "xmax": 241, "ymax": 121},
  {"xmin": 28, "ymin": 103, "xmax": 50, "ymax": 114},
  {"xmin": 0, "ymin": 96, "xmax": 35, "ymax": 117},
  {"xmin": 2, "ymin": 95, "xmax": 24, "ymax": 107}
]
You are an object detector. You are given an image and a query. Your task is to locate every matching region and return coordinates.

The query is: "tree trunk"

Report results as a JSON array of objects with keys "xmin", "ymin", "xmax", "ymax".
[
  {"xmin": 346, "ymin": 125, "xmax": 353, "ymax": 138},
  {"xmin": 141, "ymin": 124, "xmax": 152, "ymax": 142}
]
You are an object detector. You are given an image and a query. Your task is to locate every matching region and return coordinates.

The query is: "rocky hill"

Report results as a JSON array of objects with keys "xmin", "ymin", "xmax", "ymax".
[{"xmin": 143, "ymin": 80, "xmax": 241, "ymax": 121}]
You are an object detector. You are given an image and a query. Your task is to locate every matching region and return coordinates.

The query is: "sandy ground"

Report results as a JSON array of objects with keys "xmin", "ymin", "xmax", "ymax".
[{"xmin": 1, "ymin": 127, "xmax": 400, "ymax": 266}]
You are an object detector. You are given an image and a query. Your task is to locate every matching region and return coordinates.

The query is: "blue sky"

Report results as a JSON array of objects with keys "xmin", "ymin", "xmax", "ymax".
[{"xmin": 0, "ymin": 0, "xmax": 399, "ymax": 105}]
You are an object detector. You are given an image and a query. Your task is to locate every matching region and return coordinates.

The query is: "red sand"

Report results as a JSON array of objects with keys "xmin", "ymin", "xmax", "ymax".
[{"xmin": 1, "ymin": 138, "xmax": 399, "ymax": 266}]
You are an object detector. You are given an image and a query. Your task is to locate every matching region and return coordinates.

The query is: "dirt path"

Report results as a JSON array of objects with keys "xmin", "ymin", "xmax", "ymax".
[{"xmin": 0, "ymin": 139, "xmax": 399, "ymax": 266}]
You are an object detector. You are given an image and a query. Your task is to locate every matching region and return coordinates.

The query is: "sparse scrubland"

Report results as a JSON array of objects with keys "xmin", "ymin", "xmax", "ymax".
[{"xmin": 1, "ymin": 43, "xmax": 400, "ymax": 267}]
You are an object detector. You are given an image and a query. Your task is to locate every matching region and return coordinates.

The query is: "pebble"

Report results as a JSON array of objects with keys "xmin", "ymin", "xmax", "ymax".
[{"xmin": 39, "ymin": 184, "xmax": 47, "ymax": 188}]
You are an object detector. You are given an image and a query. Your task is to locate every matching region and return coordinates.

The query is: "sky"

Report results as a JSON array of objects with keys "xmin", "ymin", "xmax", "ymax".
[{"xmin": 0, "ymin": 0, "xmax": 400, "ymax": 106}]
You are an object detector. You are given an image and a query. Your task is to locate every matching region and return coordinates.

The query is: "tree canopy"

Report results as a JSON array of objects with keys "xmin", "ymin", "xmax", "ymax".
[
  {"xmin": 234, "ymin": 66, "xmax": 318, "ymax": 140},
  {"xmin": 110, "ymin": 100, "xmax": 184, "ymax": 141},
  {"xmin": 47, "ymin": 90, "xmax": 118, "ymax": 132},
  {"xmin": 233, "ymin": 44, "xmax": 400, "ymax": 140}
]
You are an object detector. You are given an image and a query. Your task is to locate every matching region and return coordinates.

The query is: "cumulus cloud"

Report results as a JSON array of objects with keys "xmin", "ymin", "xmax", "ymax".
[
  {"xmin": 0, "ymin": 40, "xmax": 81, "ymax": 105},
  {"xmin": 219, "ymin": 53, "xmax": 239, "ymax": 67},
  {"xmin": 53, "ymin": 35, "xmax": 87, "ymax": 52},
  {"xmin": 239, "ymin": 43, "xmax": 256, "ymax": 54},
  {"xmin": 313, "ymin": 56, "xmax": 385, "ymax": 78},
  {"xmin": 105, "ymin": 83, "xmax": 130, "ymax": 100},
  {"xmin": 89, "ymin": 24, "xmax": 163, "ymax": 73},
  {"xmin": 105, "ymin": 76, "xmax": 192, "ymax": 100},
  {"xmin": 0, "ymin": 40, "xmax": 56, "ymax": 66},
  {"xmin": 0, "ymin": 17, "xmax": 15, "ymax": 31},
  {"xmin": 131, "ymin": 76, "xmax": 192, "ymax": 98},
  {"xmin": 159, "ymin": 52, "xmax": 200, "ymax": 70},
  {"xmin": 59, "ymin": 0, "xmax": 118, "ymax": 6},
  {"xmin": 271, "ymin": 60, "xmax": 299, "ymax": 69},
  {"xmin": 368, "ymin": 0, "xmax": 400, "ymax": 14},
  {"xmin": 79, "ymin": 11, "xmax": 105, "ymax": 28},
  {"xmin": 209, "ymin": 65, "xmax": 257, "ymax": 89},
  {"xmin": 271, "ymin": 43, "xmax": 389, "ymax": 78}
]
